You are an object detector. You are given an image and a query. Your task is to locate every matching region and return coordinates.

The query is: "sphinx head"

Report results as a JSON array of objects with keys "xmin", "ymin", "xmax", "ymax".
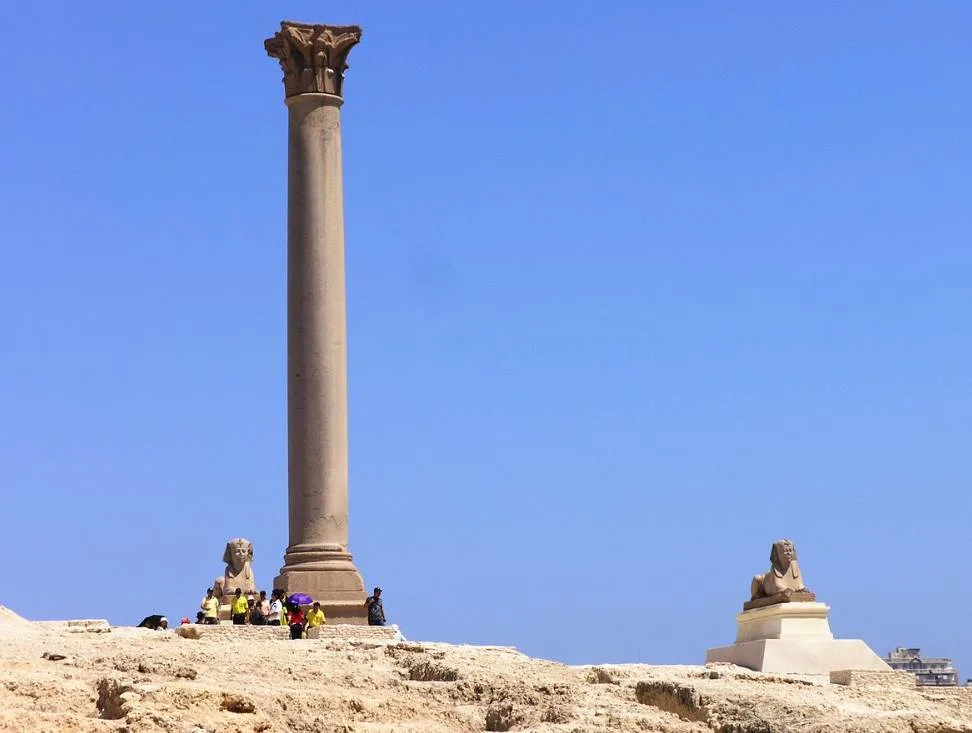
[
  {"xmin": 223, "ymin": 538, "xmax": 253, "ymax": 573},
  {"xmin": 770, "ymin": 539, "xmax": 797, "ymax": 574}
]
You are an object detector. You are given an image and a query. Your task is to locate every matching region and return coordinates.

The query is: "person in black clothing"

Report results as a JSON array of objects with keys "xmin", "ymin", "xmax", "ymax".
[
  {"xmin": 137, "ymin": 615, "xmax": 168, "ymax": 630},
  {"xmin": 364, "ymin": 587, "xmax": 385, "ymax": 626}
]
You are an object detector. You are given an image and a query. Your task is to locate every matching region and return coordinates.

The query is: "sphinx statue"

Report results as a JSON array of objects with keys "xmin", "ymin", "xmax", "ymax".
[
  {"xmin": 706, "ymin": 539, "xmax": 891, "ymax": 674},
  {"xmin": 745, "ymin": 538, "xmax": 815, "ymax": 610},
  {"xmin": 212, "ymin": 538, "xmax": 257, "ymax": 602}
]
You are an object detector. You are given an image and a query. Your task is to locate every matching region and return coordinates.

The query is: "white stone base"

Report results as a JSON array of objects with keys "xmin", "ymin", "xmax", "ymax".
[
  {"xmin": 736, "ymin": 602, "xmax": 833, "ymax": 643},
  {"xmin": 705, "ymin": 638, "xmax": 890, "ymax": 675},
  {"xmin": 705, "ymin": 601, "xmax": 889, "ymax": 675}
]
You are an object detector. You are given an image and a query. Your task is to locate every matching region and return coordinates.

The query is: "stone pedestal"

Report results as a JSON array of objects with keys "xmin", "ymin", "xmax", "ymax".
[
  {"xmin": 705, "ymin": 602, "xmax": 889, "ymax": 675},
  {"xmin": 265, "ymin": 22, "xmax": 368, "ymax": 624},
  {"xmin": 735, "ymin": 601, "xmax": 833, "ymax": 643}
]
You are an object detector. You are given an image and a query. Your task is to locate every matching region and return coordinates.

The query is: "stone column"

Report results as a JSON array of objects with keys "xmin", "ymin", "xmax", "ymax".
[{"xmin": 265, "ymin": 21, "xmax": 367, "ymax": 623}]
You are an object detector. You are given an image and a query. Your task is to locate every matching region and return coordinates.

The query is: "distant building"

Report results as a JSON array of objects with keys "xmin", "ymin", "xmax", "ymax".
[{"xmin": 885, "ymin": 647, "xmax": 959, "ymax": 687}]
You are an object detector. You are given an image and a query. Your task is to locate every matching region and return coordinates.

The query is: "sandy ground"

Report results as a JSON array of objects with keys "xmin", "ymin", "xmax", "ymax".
[{"xmin": 1, "ymin": 606, "xmax": 970, "ymax": 733}]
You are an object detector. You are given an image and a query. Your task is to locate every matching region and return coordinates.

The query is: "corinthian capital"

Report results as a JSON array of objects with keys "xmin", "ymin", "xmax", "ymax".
[{"xmin": 265, "ymin": 21, "xmax": 362, "ymax": 99}]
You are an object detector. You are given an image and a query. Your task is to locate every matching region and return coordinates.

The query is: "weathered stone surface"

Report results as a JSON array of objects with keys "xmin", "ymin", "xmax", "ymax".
[
  {"xmin": 2, "ymin": 617, "xmax": 970, "ymax": 732},
  {"xmin": 830, "ymin": 669, "xmax": 916, "ymax": 688},
  {"xmin": 485, "ymin": 702, "xmax": 520, "ymax": 731},
  {"xmin": 212, "ymin": 537, "xmax": 256, "ymax": 601},
  {"xmin": 36, "ymin": 619, "xmax": 111, "ymax": 633},
  {"xmin": 171, "ymin": 622, "xmax": 403, "ymax": 643},
  {"xmin": 174, "ymin": 624, "xmax": 202, "ymax": 639},
  {"xmin": 746, "ymin": 539, "xmax": 816, "ymax": 610},
  {"xmin": 408, "ymin": 660, "xmax": 460, "ymax": 681},
  {"xmin": 588, "ymin": 666, "xmax": 620, "ymax": 684},
  {"xmin": 265, "ymin": 19, "xmax": 368, "ymax": 618},
  {"xmin": 265, "ymin": 21, "xmax": 361, "ymax": 99},
  {"xmin": 220, "ymin": 692, "xmax": 256, "ymax": 714},
  {"xmin": 95, "ymin": 677, "xmax": 134, "ymax": 720}
]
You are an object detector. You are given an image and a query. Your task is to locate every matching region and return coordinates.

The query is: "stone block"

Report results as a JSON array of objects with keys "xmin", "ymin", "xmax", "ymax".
[
  {"xmin": 735, "ymin": 602, "xmax": 833, "ymax": 643},
  {"xmin": 706, "ymin": 638, "xmax": 890, "ymax": 675},
  {"xmin": 830, "ymin": 669, "xmax": 915, "ymax": 688}
]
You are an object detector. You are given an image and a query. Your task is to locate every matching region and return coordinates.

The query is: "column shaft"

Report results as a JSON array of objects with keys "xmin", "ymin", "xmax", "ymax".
[{"xmin": 286, "ymin": 95, "xmax": 349, "ymax": 553}]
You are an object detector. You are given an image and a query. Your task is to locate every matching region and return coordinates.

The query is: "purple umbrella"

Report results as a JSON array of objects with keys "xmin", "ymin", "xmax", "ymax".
[{"xmin": 288, "ymin": 593, "xmax": 313, "ymax": 606}]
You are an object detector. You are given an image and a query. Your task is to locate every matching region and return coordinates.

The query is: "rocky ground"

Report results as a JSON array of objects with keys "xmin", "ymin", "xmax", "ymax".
[{"xmin": 1, "ymin": 605, "xmax": 970, "ymax": 733}]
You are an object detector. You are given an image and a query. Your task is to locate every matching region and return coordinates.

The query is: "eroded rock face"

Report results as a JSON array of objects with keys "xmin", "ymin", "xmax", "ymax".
[
  {"xmin": 635, "ymin": 680, "xmax": 707, "ymax": 722},
  {"xmin": 1, "ymin": 620, "xmax": 970, "ymax": 732},
  {"xmin": 408, "ymin": 661, "xmax": 460, "ymax": 682},
  {"xmin": 220, "ymin": 692, "xmax": 256, "ymax": 714},
  {"xmin": 95, "ymin": 677, "xmax": 135, "ymax": 720}
]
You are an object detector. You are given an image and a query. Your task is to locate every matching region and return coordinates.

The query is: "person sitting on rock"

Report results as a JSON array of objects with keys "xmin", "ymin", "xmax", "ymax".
[
  {"xmin": 200, "ymin": 588, "xmax": 219, "ymax": 625},
  {"xmin": 365, "ymin": 587, "xmax": 386, "ymax": 626},
  {"xmin": 137, "ymin": 614, "xmax": 168, "ymax": 630},
  {"xmin": 306, "ymin": 601, "xmax": 326, "ymax": 629},
  {"xmin": 195, "ymin": 611, "xmax": 206, "ymax": 624},
  {"xmin": 248, "ymin": 597, "xmax": 267, "ymax": 626},
  {"xmin": 230, "ymin": 588, "xmax": 249, "ymax": 625}
]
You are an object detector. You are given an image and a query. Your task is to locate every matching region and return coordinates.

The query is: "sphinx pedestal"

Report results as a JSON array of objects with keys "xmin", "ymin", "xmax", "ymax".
[{"xmin": 705, "ymin": 602, "xmax": 889, "ymax": 675}]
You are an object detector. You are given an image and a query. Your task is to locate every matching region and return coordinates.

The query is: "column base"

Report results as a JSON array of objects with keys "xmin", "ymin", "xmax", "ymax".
[{"xmin": 274, "ymin": 545, "xmax": 368, "ymax": 625}]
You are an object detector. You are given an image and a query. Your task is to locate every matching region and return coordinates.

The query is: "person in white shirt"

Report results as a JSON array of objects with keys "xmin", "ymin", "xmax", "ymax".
[{"xmin": 268, "ymin": 591, "xmax": 284, "ymax": 627}]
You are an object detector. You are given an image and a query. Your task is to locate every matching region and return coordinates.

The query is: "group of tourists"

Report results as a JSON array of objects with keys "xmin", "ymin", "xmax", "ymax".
[
  {"xmin": 137, "ymin": 586, "xmax": 387, "ymax": 638},
  {"xmin": 192, "ymin": 585, "xmax": 386, "ymax": 640}
]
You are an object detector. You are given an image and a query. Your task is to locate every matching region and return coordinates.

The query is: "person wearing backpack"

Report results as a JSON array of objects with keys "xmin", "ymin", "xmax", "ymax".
[{"xmin": 365, "ymin": 587, "xmax": 386, "ymax": 626}]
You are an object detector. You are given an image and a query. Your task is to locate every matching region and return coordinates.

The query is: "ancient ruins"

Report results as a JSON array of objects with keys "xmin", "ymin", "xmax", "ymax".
[
  {"xmin": 705, "ymin": 539, "xmax": 889, "ymax": 675},
  {"xmin": 746, "ymin": 539, "xmax": 815, "ymax": 610},
  {"xmin": 2, "ymin": 15, "xmax": 969, "ymax": 732},
  {"xmin": 263, "ymin": 21, "xmax": 368, "ymax": 623},
  {"xmin": 211, "ymin": 537, "xmax": 257, "ymax": 603}
]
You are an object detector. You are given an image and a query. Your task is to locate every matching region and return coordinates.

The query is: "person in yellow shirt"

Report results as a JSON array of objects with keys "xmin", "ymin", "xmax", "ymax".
[
  {"xmin": 230, "ymin": 588, "xmax": 249, "ymax": 625},
  {"xmin": 200, "ymin": 588, "xmax": 219, "ymax": 625},
  {"xmin": 306, "ymin": 601, "xmax": 326, "ymax": 629}
]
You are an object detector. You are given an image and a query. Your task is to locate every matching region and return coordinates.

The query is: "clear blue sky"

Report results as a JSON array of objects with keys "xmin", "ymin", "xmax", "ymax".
[{"xmin": 1, "ymin": 2, "xmax": 969, "ymax": 677}]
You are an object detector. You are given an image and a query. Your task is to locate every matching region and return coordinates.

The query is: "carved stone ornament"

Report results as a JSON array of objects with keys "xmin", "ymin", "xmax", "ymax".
[
  {"xmin": 744, "ymin": 538, "xmax": 816, "ymax": 611},
  {"xmin": 212, "ymin": 537, "xmax": 257, "ymax": 601},
  {"xmin": 265, "ymin": 21, "xmax": 362, "ymax": 99}
]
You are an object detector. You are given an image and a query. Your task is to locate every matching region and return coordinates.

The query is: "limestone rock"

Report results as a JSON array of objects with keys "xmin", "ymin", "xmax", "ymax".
[
  {"xmin": 485, "ymin": 702, "xmax": 519, "ymax": 731},
  {"xmin": 220, "ymin": 692, "xmax": 256, "ymax": 714},
  {"xmin": 0, "ymin": 621, "xmax": 969, "ymax": 732},
  {"xmin": 0, "ymin": 605, "xmax": 31, "ymax": 626},
  {"xmin": 95, "ymin": 677, "xmax": 136, "ymax": 720},
  {"xmin": 408, "ymin": 660, "xmax": 459, "ymax": 682}
]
